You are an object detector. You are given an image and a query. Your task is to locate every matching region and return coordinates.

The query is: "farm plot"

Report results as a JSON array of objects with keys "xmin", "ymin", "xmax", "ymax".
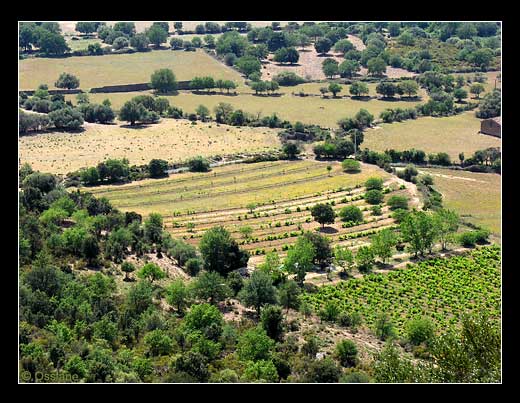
[
  {"xmin": 421, "ymin": 167, "xmax": 501, "ymax": 236},
  {"xmin": 18, "ymin": 119, "xmax": 281, "ymax": 174},
  {"xmin": 301, "ymin": 245, "xmax": 501, "ymax": 336},
  {"xmin": 88, "ymin": 159, "xmax": 403, "ymax": 257},
  {"xmin": 19, "ymin": 49, "xmax": 244, "ymax": 90},
  {"xmin": 364, "ymin": 112, "xmax": 501, "ymax": 161}
]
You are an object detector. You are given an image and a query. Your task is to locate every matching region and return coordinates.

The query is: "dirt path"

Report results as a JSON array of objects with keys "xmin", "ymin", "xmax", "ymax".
[{"xmin": 419, "ymin": 170, "xmax": 488, "ymax": 183}]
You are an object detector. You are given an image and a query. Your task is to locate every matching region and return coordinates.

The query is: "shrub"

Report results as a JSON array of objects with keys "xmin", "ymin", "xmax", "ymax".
[
  {"xmin": 272, "ymin": 72, "xmax": 305, "ymax": 86},
  {"xmin": 365, "ymin": 177, "xmax": 384, "ymax": 190},
  {"xmin": 339, "ymin": 205, "xmax": 363, "ymax": 223},
  {"xmin": 387, "ymin": 195, "xmax": 408, "ymax": 210},
  {"xmin": 188, "ymin": 156, "xmax": 210, "ymax": 172},
  {"xmin": 48, "ymin": 107, "xmax": 84, "ymax": 130},
  {"xmin": 405, "ymin": 318, "xmax": 435, "ymax": 346},
  {"xmin": 342, "ymin": 159, "xmax": 361, "ymax": 172},
  {"xmin": 335, "ymin": 340, "xmax": 358, "ymax": 367},
  {"xmin": 364, "ymin": 189, "xmax": 384, "ymax": 205}
]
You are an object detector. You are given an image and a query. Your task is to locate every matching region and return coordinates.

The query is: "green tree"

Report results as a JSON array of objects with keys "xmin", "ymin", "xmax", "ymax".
[
  {"xmin": 367, "ymin": 57, "xmax": 387, "ymax": 76},
  {"xmin": 314, "ymin": 37, "xmax": 332, "ymax": 54},
  {"xmin": 237, "ymin": 326, "xmax": 275, "ymax": 361},
  {"xmin": 338, "ymin": 60, "xmax": 360, "ymax": 78},
  {"xmin": 137, "ymin": 263, "xmax": 166, "ymax": 283},
  {"xmin": 432, "ymin": 209, "xmax": 459, "ymax": 250},
  {"xmin": 339, "ymin": 205, "xmax": 363, "ymax": 223},
  {"xmin": 387, "ymin": 195, "xmax": 408, "ymax": 210},
  {"xmin": 355, "ymin": 245, "xmax": 375, "ymax": 273},
  {"xmin": 310, "ymin": 203, "xmax": 335, "ymax": 228},
  {"xmin": 144, "ymin": 213, "xmax": 163, "ymax": 246},
  {"xmin": 335, "ymin": 339, "xmax": 358, "ymax": 367},
  {"xmin": 306, "ymin": 358, "xmax": 342, "ymax": 383},
  {"xmin": 406, "ymin": 317, "xmax": 435, "ymax": 346},
  {"xmin": 199, "ymin": 227, "xmax": 249, "ymax": 276},
  {"xmin": 242, "ymin": 360, "xmax": 278, "ymax": 382},
  {"xmin": 341, "ymin": 159, "xmax": 361, "ymax": 172},
  {"xmin": 120, "ymin": 261, "xmax": 135, "ymax": 281},
  {"xmin": 398, "ymin": 80, "xmax": 419, "ymax": 98},
  {"xmin": 238, "ymin": 270, "xmax": 278, "ymax": 315},
  {"xmin": 148, "ymin": 159, "xmax": 168, "ymax": 178},
  {"xmin": 349, "ymin": 81, "xmax": 369, "ymax": 97},
  {"xmin": 146, "ymin": 25, "xmax": 168, "ymax": 47},
  {"xmin": 166, "ymin": 279, "xmax": 190, "ymax": 314},
  {"xmin": 191, "ymin": 271, "xmax": 230, "ymax": 305},
  {"xmin": 453, "ymin": 87, "xmax": 468, "ymax": 102},
  {"xmin": 144, "ymin": 329, "xmax": 173, "ymax": 356},
  {"xmin": 400, "ymin": 210, "xmax": 438, "ymax": 256},
  {"xmin": 183, "ymin": 303, "xmax": 224, "ymax": 341},
  {"xmin": 370, "ymin": 228, "xmax": 398, "ymax": 264},
  {"xmin": 328, "ymin": 83, "xmax": 342, "ymax": 97},
  {"xmin": 322, "ymin": 58, "xmax": 339, "ymax": 78},
  {"xmin": 284, "ymin": 237, "xmax": 315, "ymax": 285},
  {"xmin": 470, "ymin": 83, "xmax": 485, "ymax": 99},
  {"xmin": 260, "ymin": 305, "xmax": 284, "ymax": 341},
  {"xmin": 118, "ymin": 100, "xmax": 147, "ymax": 126},
  {"xmin": 278, "ymin": 280, "xmax": 301, "ymax": 312},
  {"xmin": 55, "ymin": 73, "xmax": 80, "ymax": 89},
  {"xmin": 150, "ymin": 69, "xmax": 177, "ymax": 94},
  {"xmin": 364, "ymin": 189, "xmax": 384, "ymax": 204},
  {"xmin": 334, "ymin": 245, "xmax": 354, "ymax": 275},
  {"xmin": 375, "ymin": 313, "xmax": 396, "ymax": 341}
]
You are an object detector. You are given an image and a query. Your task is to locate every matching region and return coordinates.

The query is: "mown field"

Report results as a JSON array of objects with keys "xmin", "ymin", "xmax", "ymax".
[
  {"xmin": 19, "ymin": 49, "xmax": 244, "ymax": 90},
  {"xmin": 363, "ymin": 112, "xmax": 501, "ymax": 160},
  {"xmin": 19, "ymin": 119, "xmax": 281, "ymax": 174},
  {"xmin": 421, "ymin": 167, "xmax": 501, "ymax": 235},
  {"xmin": 302, "ymin": 245, "xmax": 501, "ymax": 335},
  {"xmin": 87, "ymin": 160, "xmax": 406, "ymax": 258}
]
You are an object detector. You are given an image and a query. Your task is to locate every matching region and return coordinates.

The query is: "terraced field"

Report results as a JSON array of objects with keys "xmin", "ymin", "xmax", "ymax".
[{"xmin": 88, "ymin": 160, "xmax": 409, "ymax": 261}]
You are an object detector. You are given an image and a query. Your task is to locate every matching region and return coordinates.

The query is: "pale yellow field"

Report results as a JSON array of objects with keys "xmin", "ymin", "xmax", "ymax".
[
  {"xmin": 19, "ymin": 119, "xmax": 281, "ymax": 174},
  {"xmin": 19, "ymin": 49, "xmax": 244, "ymax": 90},
  {"xmin": 363, "ymin": 112, "xmax": 501, "ymax": 160},
  {"xmin": 421, "ymin": 168, "xmax": 501, "ymax": 235}
]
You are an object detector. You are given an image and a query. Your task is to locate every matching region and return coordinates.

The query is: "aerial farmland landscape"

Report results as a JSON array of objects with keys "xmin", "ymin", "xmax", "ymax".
[{"xmin": 19, "ymin": 21, "xmax": 501, "ymax": 383}]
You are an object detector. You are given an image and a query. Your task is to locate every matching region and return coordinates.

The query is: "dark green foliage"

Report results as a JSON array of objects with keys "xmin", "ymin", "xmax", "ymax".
[{"xmin": 199, "ymin": 227, "xmax": 249, "ymax": 276}]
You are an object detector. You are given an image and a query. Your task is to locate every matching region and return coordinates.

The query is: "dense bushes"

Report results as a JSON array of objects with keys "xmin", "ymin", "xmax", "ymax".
[
  {"xmin": 272, "ymin": 72, "xmax": 305, "ymax": 86},
  {"xmin": 380, "ymin": 108, "xmax": 417, "ymax": 123}
]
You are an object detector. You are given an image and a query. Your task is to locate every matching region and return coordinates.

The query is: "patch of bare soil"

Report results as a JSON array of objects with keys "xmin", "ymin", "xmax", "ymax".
[
  {"xmin": 347, "ymin": 35, "xmax": 366, "ymax": 51},
  {"xmin": 127, "ymin": 252, "xmax": 190, "ymax": 281},
  {"xmin": 358, "ymin": 66, "xmax": 417, "ymax": 78},
  {"xmin": 261, "ymin": 48, "xmax": 345, "ymax": 81}
]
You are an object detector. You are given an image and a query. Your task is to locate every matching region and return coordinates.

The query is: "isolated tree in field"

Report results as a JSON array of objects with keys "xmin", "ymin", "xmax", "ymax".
[
  {"xmin": 453, "ymin": 88, "xmax": 468, "ymax": 102},
  {"xmin": 367, "ymin": 57, "xmax": 387, "ymax": 76},
  {"xmin": 433, "ymin": 209, "xmax": 459, "ymax": 250},
  {"xmin": 238, "ymin": 270, "xmax": 278, "ymax": 315},
  {"xmin": 150, "ymin": 69, "xmax": 177, "ymax": 93},
  {"xmin": 55, "ymin": 73, "xmax": 80, "ymax": 90},
  {"xmin": 328, "ymin": 83, "xmax": 342, "ymax": 97},
  {"xmin": 315, "ymin": 37, "xmax": 332, "ymax": 55},
  {"xmin": 284, "ymin": 237, "xmax": 315, "ymax": 285},
  {"xmin": 118, "ymin": 100, "xmax": 147, "ymax": 126},
  {"xmin": 121, "ymin": 261, "xmax": 136, "ymax": 281},
  {"xmin": 470, "ymin": 83, "xmax": 485, "ymax": 99},
  {"xmin": 370, "ymin": 228, "xmax": 398, "ymax": 264},
  {"xmin": 334, "ymin": 245, "xmax": 354, "ymax": 275},
  {"xmin": 339, "ymin": 205, "xmax": 363, "ymax": 223},
  {"xmin": 311, "ymin": 203, "xmax": 335, "ymax": 228},
  {"xmin": 376, "ymin": 82, "xmax": 397, "ymax": 98},
  {"xmin": 137, "ymin": 262, "xmax": 165, "ymax": 283},
  {"xmin": 387, "ymin": 195, "xmax": 408, "ymax": 210},
  {"xmin": 349, "ymin": 81, "xmax": 369, "ymax": 97},
  {"xmin": 239, "ymin": 226, "xmax": 253, "ymax": 239},
  {"xmin": 192, "ymin": 271, "xmax": 231, "ymax": 305},
  {"xmin": 322, "ymin": 59, "xmax": 339, "ymax": 78},
  {"xmin": 199, "ymin": 226, "xmax": 249, "ymax": 276}
]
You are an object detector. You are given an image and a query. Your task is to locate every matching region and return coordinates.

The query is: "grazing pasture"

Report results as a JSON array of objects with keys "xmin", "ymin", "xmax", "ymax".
[
  {"xmin": 19, "ymin": 49, "xmax": 244, "ymax": 90},
  {"xmin": 421, "ymin": 167, "xmax": 501, "ymax": 236},
  {"xmin": 18, "ymin": 119, "xmax": 281, "ymax": 174},
  {"xmin": 363, "ymin": 112, "xmax": 501, "ymax": 160}
]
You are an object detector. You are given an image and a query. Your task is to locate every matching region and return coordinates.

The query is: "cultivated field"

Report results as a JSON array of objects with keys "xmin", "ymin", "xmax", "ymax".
[
  {"xmin": 363, "ymin": 112, "xmax": 501, "ymax": 160},
  {"xmin": 86, "ymin": 159, "xmax": 412, "ymax": 261},
  {"xmin": 421, "ymin": 167, "xmax": 501, "ymax": 235},
  {"xmin": 19, "ymin": 49, "xmax": 244, "ymax": 90},
  {"xmin": 19, "ymin": 119, "xmax": 281, "ymax": 174},
  {"xmin": 302, "ymin": 245, "xmax": 501, "ymax": 335}
]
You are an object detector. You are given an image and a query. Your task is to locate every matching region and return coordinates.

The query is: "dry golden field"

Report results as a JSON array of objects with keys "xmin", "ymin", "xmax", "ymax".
[{"xmin": 19, "ymin": 119, "xmax": 281, "ymax": 174}]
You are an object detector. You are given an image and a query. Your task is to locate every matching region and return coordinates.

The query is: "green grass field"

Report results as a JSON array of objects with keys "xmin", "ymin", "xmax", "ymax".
[
  {"xmin": 65, "ymin": 37, "xmax": 105, "ymax": 51},
  {"xmin": 69, "ymin": 90, "xmax": 426, "ymax": 128},
  {"xmin": 421, "ymin": 167, "xmax": 501, "ymax": 235},
  {"xmin": 363, "ymin": 112, "xmax": 501, "ymax": 160},
  {"xmin": 19, "ymin": 49, "xmax": 244, "ymax": 90}
]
